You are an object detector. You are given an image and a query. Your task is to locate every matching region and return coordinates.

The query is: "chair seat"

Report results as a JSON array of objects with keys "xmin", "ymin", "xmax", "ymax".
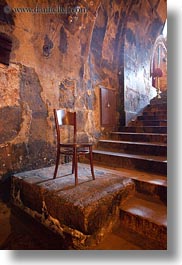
[
  {"xmin": 60, "ymin": 142, "xmax": 92, "ymax": 155},
  {"xmin": 60, "ymin": 142, "xmax": 93, "ymax": 148}
]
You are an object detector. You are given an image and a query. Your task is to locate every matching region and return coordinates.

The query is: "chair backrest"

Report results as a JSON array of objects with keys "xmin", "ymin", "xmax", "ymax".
[{"xmin": 54, "ymin": 109, "xmax": 76, "ymax": 143}]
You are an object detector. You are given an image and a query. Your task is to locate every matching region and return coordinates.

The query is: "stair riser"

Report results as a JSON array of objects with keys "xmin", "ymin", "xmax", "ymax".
[
  {"xmin": 146, "ymin": 105, "xmax": 167, "ymax": 112},
  {"xmin": 120, "ymin": 127, "xmax": 167, "ymax": 133},
  {"xmin": 110, "ymin": 133, "xmax": 167, "ymax": 143},
  {"xmin": 137, "ymin": 115, "xmax": 167, "ymax": 121},
  {"xmin": 130, "ymin": 121, "xmax": 167, "ymax": 126},
  {"xmin": 119, "ymin": 211, "xmax": 167, "ymax": 249},
  {"xmin": 143, "ymin": 111, "xmax": 167, "ymax": 116},
  {"xmin": 92, "ymin": 153, "xmax": 167, "ymax": 174},
  {"xmin": 97, "ymin": 142, "xmax": 167, "ymax": 156},
  {"xmin": 150, "ymin": 100, "xmax": 167, "ymax": 105},
  {"xmin": 115, "ymin": 226, "xmax": 166, "ymax": 250},
  {"xmin": 134, "ymin": 180, "xmax": 167, "ymax": 205}
]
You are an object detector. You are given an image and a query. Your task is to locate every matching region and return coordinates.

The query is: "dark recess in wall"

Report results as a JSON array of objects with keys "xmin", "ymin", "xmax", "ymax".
[{"xmin": 0, "ymin": 32, "xmax": 12, "ymax": 65}]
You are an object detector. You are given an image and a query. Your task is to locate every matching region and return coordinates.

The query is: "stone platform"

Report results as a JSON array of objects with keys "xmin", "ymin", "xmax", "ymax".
[{"xmin": 11, "ymin": 163, "xmax": 135, "ymax": 249}]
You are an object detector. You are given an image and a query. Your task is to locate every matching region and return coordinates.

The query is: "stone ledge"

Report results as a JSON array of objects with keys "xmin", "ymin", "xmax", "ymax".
[{"xmin": 11, "ymin": 163, "xmax": 135, "ymax": 249}]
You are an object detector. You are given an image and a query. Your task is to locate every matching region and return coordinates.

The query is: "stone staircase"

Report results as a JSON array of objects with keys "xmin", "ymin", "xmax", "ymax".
[
  {"xmin": 88, "ymin": 91, "xmax": 167, "ymax": 249},
  {"xmin": 93, "ymin": 92, "xmax": 167, "ymax": 175}
]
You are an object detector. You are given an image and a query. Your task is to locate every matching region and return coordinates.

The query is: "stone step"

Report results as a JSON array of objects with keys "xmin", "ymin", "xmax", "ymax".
[
  {"xmin": 145, "ymin": 104, "xmax": 167, "ymax": 112},
  {"xmin": 148, "ymin": 98, "xmax": 167, "ymax": 106},
  {"xmin": 143, "ymin": 110, "xmax": 167, "ymax": 116},
  {"xmin": 88, "ymin": 165, "xmax": 167, "ymax": 205},
  {"xmin": 95, "ymin": 192, "xmax": 167, "ymax": 249},
  {"xmin": 92, "ymin": 150, "xmax": 167, "ymax": 174},
  {"xmin": 97, "ymin": 140, "xmax": 167, "ymax": 156},
  {"xmin": 150, "ymin": 99, "xmax": 167, "ymax": 105},
  {"xmin": 119, "ymin": 195, "xmax": 167, "ymax": 249},
  {"xmin": 130, "ymin": 120, "xmax": 167, "ymax": 126},
  {"xmin": 110, "ymin": 132, "xmax": 167, "ymax": 143},
  {"xmin": 137, "ymin": 115, "xmax": 167, "ymax": 120},
  {"xmin": 132, "ymin": 179, "xmax": 167, "ymax": 205},
  {"xmin": 150, "ymin": 96, "xmax": 167, "ymax": 105},
  {"xmin": 94, "ymin": 222, "xmax": 165, "ymax": 249},
  {"xmin": 120, "ymin": 126, "xmax": 167, "ymax": 133}
]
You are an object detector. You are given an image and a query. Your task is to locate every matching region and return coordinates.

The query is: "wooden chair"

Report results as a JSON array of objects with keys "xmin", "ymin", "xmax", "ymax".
[{"xmin": 53, "ymin": 109, "xmax": 95, "ymax": 185}]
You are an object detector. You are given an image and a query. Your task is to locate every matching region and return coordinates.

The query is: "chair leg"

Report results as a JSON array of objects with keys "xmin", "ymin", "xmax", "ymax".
[
  {"xmin": 72, "ymin": 154, "xmax": 75, "ymax": 174},
  {"xmin": 74, "ymin": 147, "xmax": 78, "ymax": 186},
  {"xmin": 53, "ymin": 148, "xmax": 60, "ymax": 179},
  {"xmin": 89, "ymin": 146, "xmax": 95, "ymax": 180}
]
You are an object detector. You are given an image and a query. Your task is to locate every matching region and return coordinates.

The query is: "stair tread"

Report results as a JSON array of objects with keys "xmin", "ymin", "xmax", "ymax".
[
  {"xmin": 92, "ymin": 164, "xmax": 167, "ymax": 187},
  {"xmin": 99, "ymin": 139, "xmax": 167, "ymax": 147},
  {"xmin": 135, "ymin": 119, "xmax": 167, "ymax": 121},
  {"xmin": 127, "ymin": 126, "xmax": 167, "ymax": 128},
  {"xmin": 149, "ymin": 101, "xmax": 167, "ymax": 103},
  {"xmin": 143, "ymin": 112, "xmax": 167, "ymax": 115},
  {"xmin": 121, "ymin": 196, "xmax": 167, "ymax": 226},
  {"xmin": 93, "ymin": 149, "xmax": 167, "ymax": 162},
  {"xmin": 119, "ymin": 126, "xmax": 167, "ymax": 133},
  {"xmin": 139, "ymin": 114, "xmax": 166, "ymax": 116},
  {"xmin": 125, "ymin": 126, "xmax": 167, "ymax": 127},
  {"xmin": 146, "ymin": 102, "xmax": 167, "ymax": 106},
  {"xmin": 111, "ymin": 132, "xmax": 167, "ymax": 136}
]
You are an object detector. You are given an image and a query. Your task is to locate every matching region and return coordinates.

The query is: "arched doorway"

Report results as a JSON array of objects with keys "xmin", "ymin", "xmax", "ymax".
[{"xmin": 150, "ymin": 22, "xmax": 167, "ymax": 96}]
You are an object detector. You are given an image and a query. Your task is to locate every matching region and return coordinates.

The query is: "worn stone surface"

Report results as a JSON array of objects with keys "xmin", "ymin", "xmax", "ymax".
[
  {"xmin": 0, "ymin": 106, "xmax": 22, "ymax": 143},
  {"xmin": 120, "ymin": 195, "xmax": 167, "ymax": 249},
  {"xmin": 45, "ymin": 176, "xmax": 134, "ymax": 235},
  {"xmin": 0, "ymin": 63, "xmax": 55, "ymax": 179},
  {"xmin": 11, "ymin": 163, "xmax": 135, "ymax": 248}
]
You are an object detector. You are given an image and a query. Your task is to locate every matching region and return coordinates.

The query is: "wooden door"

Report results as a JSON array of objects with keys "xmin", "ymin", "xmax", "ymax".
[{"xmin": 100, "ymin": 87, "xmax": 116, "ymax": 127}]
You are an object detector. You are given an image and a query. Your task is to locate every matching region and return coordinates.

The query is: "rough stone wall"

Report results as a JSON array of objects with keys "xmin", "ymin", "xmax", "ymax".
[
  {"xmin": 123, "ymin": 0, "xmax": 167, "ymax": 124},
  {"xmin": 0, "ymin": 0, "xmax": 167, "ymax": 180},
  {"xmin": 89, "ymin": 0, "xmax": 128, "ymax": 128},
  {"xmin": 0, "ymin": 0, "xmax": 98, "ymax": 179}
]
